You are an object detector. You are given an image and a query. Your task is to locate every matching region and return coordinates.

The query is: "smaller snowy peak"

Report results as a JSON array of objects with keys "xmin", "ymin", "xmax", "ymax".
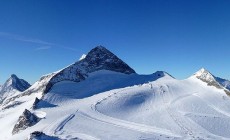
[
  {"xmin": 79, "ymin": 54, "xmax": 86, "ymax": 60},
  {"xmin": 3, "ymin": 74, "xmax": 31, "ymax": 92},
  {"xmin": 0, "ymin": 74, "xmax": 31, "ymax": 99},
  {"xmin": 193, "ymin": 68, "xmax": 216, "ymax": 83},
  {"xmin": 192, "ymin": 68, "xmax": 230, "ymax": 95}
]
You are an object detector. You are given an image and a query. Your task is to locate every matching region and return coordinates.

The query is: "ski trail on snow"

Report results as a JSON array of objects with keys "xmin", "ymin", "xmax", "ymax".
[
  {"xmin": 54, "ymin": 114, "xmax": 75, "ymax": 135},
  {"xmin": 159, "ymin": 84, "xmax": 226, "ymax": 140},
  {"xmin": 77, "ymin": 88, "xmax": 182, "ymax": 138},
  {"xmin": 159, "ymin": 85, "xmax": 195, "ymax": 139},
  {"xmin": 44, "ymin": 111, "xmax": 77, "ymax": 136},
  {"xmin": 193, "ymin": 94, "xmax": 230, "ymax": 118}
]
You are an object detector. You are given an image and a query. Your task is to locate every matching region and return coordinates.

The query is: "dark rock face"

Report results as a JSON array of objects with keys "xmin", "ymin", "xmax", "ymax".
[
  {"xmin": 32, "ymin": 98, "xmax": 40, "ymax": 109},
  {"xmin": 28, "ymin": 131, "xmax": 60, "ymax": 140},
  {"xmin": 12, "ymin": 109, "xmax": 40, "ymax": 134},
  {"xmin": 84, "ymin": 46, "xmax": 135, "ymax": 74}
]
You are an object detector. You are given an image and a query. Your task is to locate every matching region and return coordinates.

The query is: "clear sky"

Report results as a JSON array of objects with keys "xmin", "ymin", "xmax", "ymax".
[{"xmin": 0, "ymin": 0, "xmax": 230, "ymax": 84}]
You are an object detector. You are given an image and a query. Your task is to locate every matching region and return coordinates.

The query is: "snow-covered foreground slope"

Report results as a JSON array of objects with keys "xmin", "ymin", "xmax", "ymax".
[
  {"xmin": 1, "ymin": 47, "xmax": 230, "ymax": 140},
  {"xmin": 1, "ymin": 70, "xmax": 230, "ymax": 140}
]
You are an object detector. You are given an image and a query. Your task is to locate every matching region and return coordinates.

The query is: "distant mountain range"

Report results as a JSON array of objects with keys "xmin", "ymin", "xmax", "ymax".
[{"xmin": 0, "ymin": 46, "xmax": 230, "ymax": 140}]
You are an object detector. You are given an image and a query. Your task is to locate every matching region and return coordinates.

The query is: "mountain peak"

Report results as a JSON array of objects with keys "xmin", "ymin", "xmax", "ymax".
[
  {"xmin": 1, "ymin": 74, "xmax": 31, "ymax": 93},
  {"xmin": 191, "ymin": 68, "xmax": 230, "ymax": 95},
  {"xmin": 10, "ymin": 74, "xmax": 18, "ymax": 79},
  {"xmin": 94, "ymin": 45, "xmax": 106, "ymax": 50},
  {"xmin": 20, "ymin": 46, "xmax": 136, "ymax": 97},
  {"xmin": 195, "ymin": 68, "xmax": 210, "ymax": 75},
  {"xmin": 83, "ymin": 46, "xmax": 136, "ymax": 74},
  {"xmin": 85, "ymin": 46, "xmax": 112, "ymax": 59},
  {"xmin": 193, "ymin": 68, "xmax": 216, "ymax": 84},
  {"xmin": 194, "ymin": 68, "xmax": 214, "ymax": 81}
]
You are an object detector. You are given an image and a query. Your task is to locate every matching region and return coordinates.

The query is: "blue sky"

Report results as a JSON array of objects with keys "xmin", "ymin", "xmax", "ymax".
[{"xmin": 0, "ymin": 0, "xmax": 230, "ymax": 84}]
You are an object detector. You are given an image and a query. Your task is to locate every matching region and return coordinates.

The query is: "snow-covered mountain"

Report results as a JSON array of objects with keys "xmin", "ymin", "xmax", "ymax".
[
  {"xmin": 2, "ymin": 46, "xmax": 135, "ymax": 105},
  {"xmin": 0, "ymin": 46, "xmax": 230, "ymax": 140},
  {"xmin": 0, "ymin": 74, "xmax": 31, "ymax": 102},
  {"xmin": 192, "ymin": 68, "xmax": 230, "ymax": 95}
]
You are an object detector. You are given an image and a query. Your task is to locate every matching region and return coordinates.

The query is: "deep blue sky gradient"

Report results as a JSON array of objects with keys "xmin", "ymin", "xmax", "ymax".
[{"xmin": 0, "ymin": 0, "xmax": 230, "ymax": 84}]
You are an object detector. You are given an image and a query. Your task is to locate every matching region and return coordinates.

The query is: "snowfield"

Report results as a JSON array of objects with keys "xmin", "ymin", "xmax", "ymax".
[
  {"xmin": 0, "ymin": 70, "xmax": 230, "ymax": 140},
  {"xmin": 1, "ymin": 47, "xmax": 230, "ymax": 140}
]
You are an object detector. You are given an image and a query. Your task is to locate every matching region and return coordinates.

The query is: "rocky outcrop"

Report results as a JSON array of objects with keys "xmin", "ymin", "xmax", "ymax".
[
  {"xmin": 32, "ymin": 98, "xmax": 40, "ymax": 109},
  {"xmin": 28, "ymin": 131, "xmax": 60, "ymax": 140},
  {"xmin": 12, "ymin": 109, "xmax": 40, "ymax": 134}
]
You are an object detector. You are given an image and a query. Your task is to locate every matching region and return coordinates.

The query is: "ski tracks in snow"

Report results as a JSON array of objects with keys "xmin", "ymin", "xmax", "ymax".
[
  {"xmin": 159, "ymin": 85, "xmax": 226, "ymax": 140},
  {"xmin": 44, "ymin": 111, "xmax": 77, "ymax": 136},
  {"xmin": 54, "ymin": 113, "xmax": 76, "ymax": 135},
  {"xmin": 79, "ymin": 88, "xmax": 182, "ymax": 139},
  {"xmin": 159, "ymin": 85, "xmax": 196, "ymax": 139}
]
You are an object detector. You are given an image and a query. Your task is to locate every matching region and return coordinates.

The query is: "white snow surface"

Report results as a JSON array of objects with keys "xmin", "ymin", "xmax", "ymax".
[
  {"xmin": 1, "ymin": 70, "xmax": 230, "ymax": 140},
  {"xmin": 79, "ymin": 54, "xmax": 87, "ymax": 60}
]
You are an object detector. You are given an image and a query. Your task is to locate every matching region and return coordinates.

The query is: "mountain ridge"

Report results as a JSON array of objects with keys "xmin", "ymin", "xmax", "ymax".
[
  {"xmin": 2, "ymin": 46, "xmax": 136, "ymax": 105},
  {"xmin": 1, "ymin": 46, "xmax": 230, "ymax": 140}
]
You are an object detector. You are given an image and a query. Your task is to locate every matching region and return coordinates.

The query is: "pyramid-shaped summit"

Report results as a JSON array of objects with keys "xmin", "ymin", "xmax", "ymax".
[
  {"xmin": 194, "ymin": 68, "xmax": 216, "ymax": 83},
  {"xmin": 49, "ymin": 46, "xmax": 135, "ymax": 83},
  {"xmin": 193, "ymin": 68, "xmax": 230, "ymax": 94},
  {"xmin": 0, "ymin": 74, "xmax": 31, "ymax": 101},
  {"xmin": 82, "ymin": 46, "xmax": 136, "ymax": 74},
  {"xmin": 0, "ymin": 74, "xmax": 31, "ymax": 93},
  {"xmin": 21, "ymin": 46, "xmax": 136, "ymax": 96}
]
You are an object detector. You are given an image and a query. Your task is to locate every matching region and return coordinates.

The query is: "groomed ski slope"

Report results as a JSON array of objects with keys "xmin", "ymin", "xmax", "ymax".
[{"xmin": 3, "ymin": 70, "xmax": 230, "ymax": 140}]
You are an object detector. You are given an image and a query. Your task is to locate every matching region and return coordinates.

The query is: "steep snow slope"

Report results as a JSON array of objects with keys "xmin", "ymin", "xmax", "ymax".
[
  {"xmin": 215, "ymin": 77, "xmax": 230, "ymax": 90},
  {"xmin": 2, "ymin": 70, "xmax": 230, "ymax": 140}
]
